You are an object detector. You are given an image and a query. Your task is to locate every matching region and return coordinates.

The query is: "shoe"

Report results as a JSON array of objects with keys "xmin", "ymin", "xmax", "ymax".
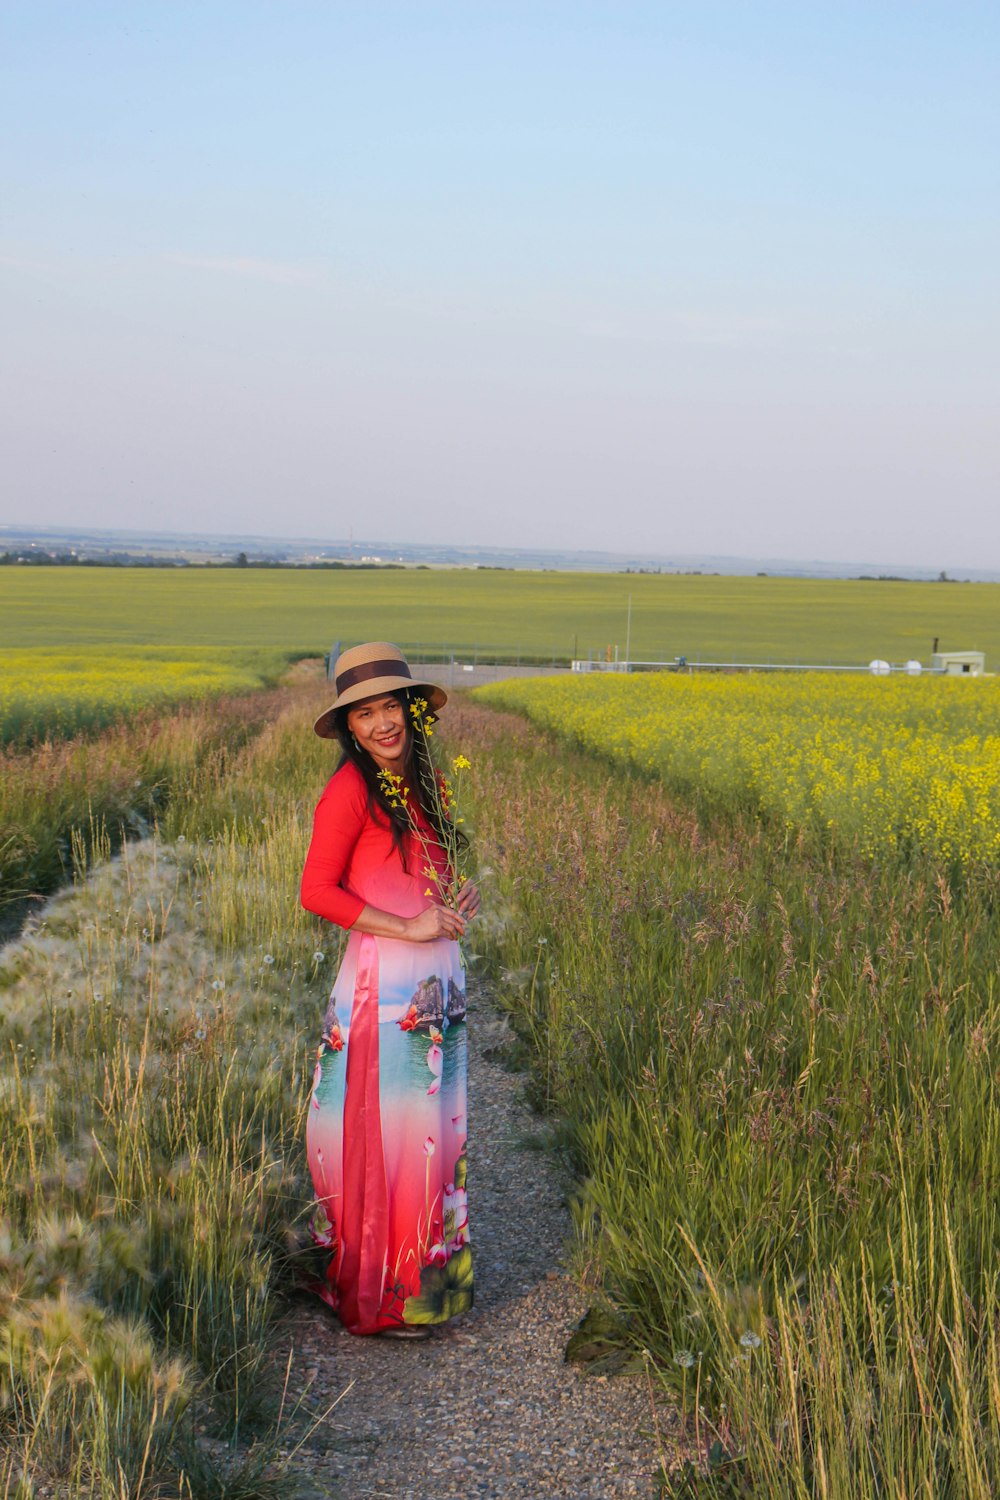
[{"xmin": 376, "ymin": 1324, "xmax": 432, "ymax": 1341}]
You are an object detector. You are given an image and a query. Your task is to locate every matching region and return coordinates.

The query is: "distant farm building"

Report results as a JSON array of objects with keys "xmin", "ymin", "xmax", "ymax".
[{"xmin": 932, "ymin": 651, "xmax": 986, "ymax": 677}]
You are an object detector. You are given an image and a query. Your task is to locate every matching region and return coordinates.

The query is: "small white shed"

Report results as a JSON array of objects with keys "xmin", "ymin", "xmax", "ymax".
[{"xmin": 931, "ymin": 651, "xmax": 986, "ymax": 677}]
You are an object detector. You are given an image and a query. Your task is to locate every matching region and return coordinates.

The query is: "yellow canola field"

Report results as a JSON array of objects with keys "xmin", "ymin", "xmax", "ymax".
[
  {"xmin": 476, "ymin": 671, "xmax": 1000, "ymax": 867},
  {"xmin": 0, "ymin": 647, "xmax": 286, "ymax": 743}
]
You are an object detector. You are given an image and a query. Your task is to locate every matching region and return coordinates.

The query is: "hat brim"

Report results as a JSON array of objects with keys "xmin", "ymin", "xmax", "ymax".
[{"xmin": 313, "ymin": 675, "xmax": 448, "ymax": 739}]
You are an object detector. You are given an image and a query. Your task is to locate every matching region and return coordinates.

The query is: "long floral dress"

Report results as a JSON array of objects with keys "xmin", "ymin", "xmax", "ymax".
[{"xmin": 300, "ymin": 761, "xmax": 471, "ymax": 1334}]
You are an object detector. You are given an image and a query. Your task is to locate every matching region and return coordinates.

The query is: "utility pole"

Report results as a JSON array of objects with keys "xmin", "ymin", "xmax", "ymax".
[{"xmin": 625, "ymin": 595, "xmax": 632, "ymax": 671}]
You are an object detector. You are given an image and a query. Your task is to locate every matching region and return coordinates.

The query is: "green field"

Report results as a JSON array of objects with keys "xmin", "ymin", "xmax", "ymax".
[{"xmin": 2, "ymin": 566, "xmax": 998, "ymax": 666}]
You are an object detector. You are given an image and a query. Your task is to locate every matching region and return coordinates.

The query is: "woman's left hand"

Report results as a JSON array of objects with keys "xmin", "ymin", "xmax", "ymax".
[{"xmin": 456, "ymin": 881, "xmax": 480, "ymax": 918}]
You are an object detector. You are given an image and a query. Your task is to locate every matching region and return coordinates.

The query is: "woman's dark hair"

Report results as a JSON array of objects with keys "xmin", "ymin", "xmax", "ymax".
[{"xmin": 331, "ymin": 687, "xmax": 468, "ymax": 874}]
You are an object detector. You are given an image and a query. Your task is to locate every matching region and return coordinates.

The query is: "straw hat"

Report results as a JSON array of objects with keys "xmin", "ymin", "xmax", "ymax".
[{"xmin": 313, "ymin": 642, "xmax": 447, "ymax": 739}]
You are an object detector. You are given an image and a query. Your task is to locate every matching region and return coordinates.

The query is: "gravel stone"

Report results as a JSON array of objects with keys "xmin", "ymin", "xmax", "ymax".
[{"xmin": 274, "ymin": 984, "xmax": 674, "ymax": 1498}]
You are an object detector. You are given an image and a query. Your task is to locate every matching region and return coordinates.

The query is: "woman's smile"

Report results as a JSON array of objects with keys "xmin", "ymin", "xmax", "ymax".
[{"xmin": 346, "ymin": 693, "xmax": 408, "ymax": 770}]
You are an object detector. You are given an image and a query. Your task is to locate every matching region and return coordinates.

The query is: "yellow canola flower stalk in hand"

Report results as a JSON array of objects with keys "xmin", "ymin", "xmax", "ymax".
[{"xmin": 377, "ymin": 735, "xmax": 474, "ymax": 909}]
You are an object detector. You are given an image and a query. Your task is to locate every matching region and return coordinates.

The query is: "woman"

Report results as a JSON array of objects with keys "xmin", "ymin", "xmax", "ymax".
[{"xmin": 300, "ymin": 642, "xmax": 479, "ymax": 1339}]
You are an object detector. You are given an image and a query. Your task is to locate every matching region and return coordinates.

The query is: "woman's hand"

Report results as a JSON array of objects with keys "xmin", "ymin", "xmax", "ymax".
[
  {"xmin": 455, "ymin": 881, "xmax": 480, "ymax": 918},
  {"xmin": 405, "ymin": 904, "xmax": 467, "ymax": 942}
]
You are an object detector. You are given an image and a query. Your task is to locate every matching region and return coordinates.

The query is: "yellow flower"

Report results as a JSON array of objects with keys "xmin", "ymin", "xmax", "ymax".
[
  {"xmin": 472, "ymin": 671, "xmax": 1000, "ymax": 868},
  {"xmin": 452, "ymin": 755, "xmax": 471, "ymax": 771}
]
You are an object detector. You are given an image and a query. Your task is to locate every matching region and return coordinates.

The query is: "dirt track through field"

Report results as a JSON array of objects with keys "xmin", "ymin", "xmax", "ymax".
[{"xmin": 275, "ymin": 985, "xmax": 672, "ymax": 1499}]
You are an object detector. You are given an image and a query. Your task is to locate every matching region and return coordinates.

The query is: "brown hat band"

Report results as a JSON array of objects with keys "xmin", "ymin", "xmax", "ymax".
[{"xmin": 335, "ymin": 657, "xmax": 413, "ymax": 696}]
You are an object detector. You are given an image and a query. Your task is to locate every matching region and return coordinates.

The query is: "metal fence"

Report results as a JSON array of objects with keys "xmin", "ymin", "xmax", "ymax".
[{"xmin": 324, "ymin": 642, "xmax": 961, "ymax": 681}]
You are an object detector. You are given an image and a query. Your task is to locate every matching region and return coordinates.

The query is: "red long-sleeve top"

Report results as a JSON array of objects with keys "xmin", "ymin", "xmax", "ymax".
[{"xmin": 300, "ymin": 761, "xmax": 448, "ymax": 931}]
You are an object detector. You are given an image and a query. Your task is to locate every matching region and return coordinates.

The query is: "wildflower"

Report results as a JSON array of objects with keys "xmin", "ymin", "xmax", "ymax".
[
  {"xmin": 673, "ymin": 1350, "xmax": 696, "ymax": 1369},
  {"xmin": 313, "ymin": 951, "xmax": 325, "ymax": 963},
  {"xmin": 263, "ymin": 954, "xmax": 275, "ymax": 966},
  {"xmin": 381, "ymin": 717, "xmax": 474, "ymax": 910},
  {"xmin": 740, "ymin": 1331, "xmax": 762, "ymax": 1349},
  {"xmin": 452, "ymin": 755, "xmax": 471, "ymax": 771},
  {"xmin": 211, "ymin": 979, "xmax": 225, "ymax": 991},
  {"xmin": 195, "ymin": 1027, "xmax": 207, "ymax": 1041}
]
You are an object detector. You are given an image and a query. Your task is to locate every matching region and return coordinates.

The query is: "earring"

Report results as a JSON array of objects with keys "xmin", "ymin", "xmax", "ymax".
[{"xmin": 352, "ymin": 735, "xmax": 360, "ymax": 752}]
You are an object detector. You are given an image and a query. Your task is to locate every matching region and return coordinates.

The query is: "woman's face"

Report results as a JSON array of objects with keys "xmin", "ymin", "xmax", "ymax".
[{"xmin": 346, "ymin": 692, "xmax": 408, "ymax": 771}]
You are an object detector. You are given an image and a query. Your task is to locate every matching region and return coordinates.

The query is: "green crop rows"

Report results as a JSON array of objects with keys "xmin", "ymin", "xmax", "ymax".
[{"xmin": 3, "ymin": 566, "xmax": 999, "ymax": 667}]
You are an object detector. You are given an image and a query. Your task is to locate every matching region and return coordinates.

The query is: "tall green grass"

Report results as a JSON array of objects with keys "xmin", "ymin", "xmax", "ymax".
[
  {"xmin": 451, "ymin": 699, "xmax": 1000, "ymax": 1496},
  {"xmin": 0, "ymin": 684, "xmax": 312, "ymax": 918},
  {"xmin": 0, "ymin": 681, "xmax": 341, "ymax": 1496}
]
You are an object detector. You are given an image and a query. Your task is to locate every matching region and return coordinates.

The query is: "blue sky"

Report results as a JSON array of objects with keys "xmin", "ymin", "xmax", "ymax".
[{"xmin": 2, "ymin": 2, "xmax": 998, "ymax": 567}]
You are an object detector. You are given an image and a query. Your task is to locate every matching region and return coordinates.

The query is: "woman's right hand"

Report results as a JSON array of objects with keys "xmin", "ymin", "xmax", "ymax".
[{"xmin": 406, "ymin": 904, "xmax": 467, "ymax": 942}]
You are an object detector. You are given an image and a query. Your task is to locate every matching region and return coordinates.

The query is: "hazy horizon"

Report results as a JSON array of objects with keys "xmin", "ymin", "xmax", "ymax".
[
  {"xmin": 2, "ymin": 3, "xmax": 998, "ymax": 570},
  {"xmin": 5, "ymin": 518, "xmax": 1000, "ymax": 582}
]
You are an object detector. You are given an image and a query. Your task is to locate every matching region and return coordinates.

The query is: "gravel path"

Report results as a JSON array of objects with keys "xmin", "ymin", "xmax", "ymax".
[{"xmin": 275, "ymin": 984, "xmax": 672, "ymax": 1499}]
